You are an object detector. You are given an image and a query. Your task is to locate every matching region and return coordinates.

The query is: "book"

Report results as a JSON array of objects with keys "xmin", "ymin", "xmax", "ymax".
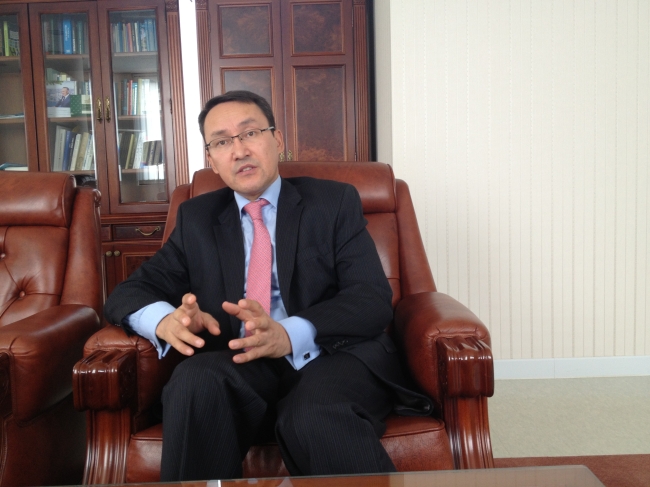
[
  {"xmin": 132, "ymin": 132, "xmax": 146, "ymax": 169},
  {"xmin": 146, "ymin": 139, "xmax": 156, "ymax": 165},
  {"xmin": 70, "ymin": 94, "xmax": 91, "ymax": 116},
  {"xmin": 82, "ymin": 137, "xmax": 94, "ymax": 170},
  {"xmin": 152, "ymin": 140, "xmax": 162, "ymax": 165},
  {"xmin": 151, "ymin": 19, "xmax": 157, "ymax": 51},
  {"xmin": 42, "ymin": 21, "xmax": 51, "ymax": 54},
  {"xmin": 61, "ymin": 130, "xmax": 74, "ymax": 171},
  {"xmin": 52, "ymin": 126, "xmax": 68, "ymax": 171},
  {"xmin": 118, "ymin": 131, "xmax": 131, "ymax": 168},
  {"xmin": 74, "ymin": 132, "xmax": 90, "ymax": 170},
  {"xmin": 3, "ymin": 21, "xmax": 9, "ymax": 57},
  {"xmin": 62, "ymin": 18, "xmax": 72, "ymax": 54},
  {"xmin": 0, "ymin": 162, "xmax": 28, "ymax": 171},
  {"xmin": 125, "ymin": 132, "xmax": 136, "ymax": 169},
  {"xmin": 7, "ymin": 21, "xmax": 18, "ymax": 56},
  {"xmin": 140, "ymin": 22, "xmax": 148, "ymax": 51},
  {"xmin": 69, "ymin": 133, "xmax": 81, "ymax": 171}
]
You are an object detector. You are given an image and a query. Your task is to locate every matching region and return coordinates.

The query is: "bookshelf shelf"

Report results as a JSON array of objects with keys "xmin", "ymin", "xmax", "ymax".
[
  {"xmin": 63, "ymin": 170, "xmax": 94, "ymax": 175},
  {"xmin": 44, "ymin": 53, "xmax": 91, "ymax": 71},
  {"xmin": 112, "ymin": 51, "xmax": 157, "ymax": 74},
  {"xmin": 48, "ymin": 116, "xmax": 91, "ymax": 123},
  {"xmin": 0, "ymin": 57, "xmax": 20, "ymax": 74},
  {"xmin": 0, "ymin": 117, "xmax": 25, "ymax": 124}
]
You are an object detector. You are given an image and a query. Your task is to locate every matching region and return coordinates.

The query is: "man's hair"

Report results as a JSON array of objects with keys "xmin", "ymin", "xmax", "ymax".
[{"xmin": 198, "ymin": 90, "xmax": 276, "ymax": 140}]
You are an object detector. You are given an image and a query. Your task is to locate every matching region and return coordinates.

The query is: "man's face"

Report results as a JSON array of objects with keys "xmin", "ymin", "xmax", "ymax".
[
  {"xmin": 204, "ymin": 101, "xmax": 283, "ymax": 201},
  {"xmin": 61, "ymin": 88, "xmax": 69, "ymax": 96}
]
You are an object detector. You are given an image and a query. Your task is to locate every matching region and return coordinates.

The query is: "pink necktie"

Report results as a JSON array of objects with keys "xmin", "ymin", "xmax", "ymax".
[{"xmin": 243, "ymin": 199, "xmax": 272, "ymax": 336}]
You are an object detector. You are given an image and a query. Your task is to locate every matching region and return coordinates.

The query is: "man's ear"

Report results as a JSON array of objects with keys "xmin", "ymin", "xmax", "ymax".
[
  {"xmin": 207, "ymin": 152, "xmax": 219, "ymax": 174},
  {"xmin": 274, "ymin": 129, "xmax": 284, "ymax": 153}
]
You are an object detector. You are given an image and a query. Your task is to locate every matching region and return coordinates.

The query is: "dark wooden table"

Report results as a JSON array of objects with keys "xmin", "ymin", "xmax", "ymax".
[{"xmin": 105, "ymin": 466, "xmax": 604, "ymax": 487}]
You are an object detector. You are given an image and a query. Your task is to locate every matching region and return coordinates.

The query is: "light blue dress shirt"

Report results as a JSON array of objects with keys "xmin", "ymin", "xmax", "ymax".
[{"xmin": 126, "ymin": 175, "xmax": 321, "ymax": 370}]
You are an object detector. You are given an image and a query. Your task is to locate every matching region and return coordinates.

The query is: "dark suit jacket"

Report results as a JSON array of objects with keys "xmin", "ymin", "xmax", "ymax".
[
  {"xmin": 56, "ymin": 95, "xmax": 71, "ymax": 107},
  {"xmin": 105, "ymin": 176, "xmax": 431, "ymax": 414}
]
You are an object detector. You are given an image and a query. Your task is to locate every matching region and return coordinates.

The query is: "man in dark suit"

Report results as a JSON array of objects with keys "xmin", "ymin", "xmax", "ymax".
[
  {"xmin": 55, "ymin": 87, "xmax": 71, "ymax": 107},
  {"xmin": 104, "ymin": 91, "xmax": 428, "ymax": 482}
]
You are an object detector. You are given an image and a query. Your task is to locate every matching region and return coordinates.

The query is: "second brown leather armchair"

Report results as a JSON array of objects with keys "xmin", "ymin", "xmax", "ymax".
[{"xmin": 0, "ymin": 172, "xmax": 102, "ymax": 486}]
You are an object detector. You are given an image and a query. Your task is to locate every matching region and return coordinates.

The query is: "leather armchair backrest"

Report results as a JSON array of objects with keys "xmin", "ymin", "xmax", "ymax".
[
  {"xmin": 163, "ymin": 162, "xmax": 436, "ymax": 306},
  {"xmin": 0, "ymin": 172, "xmax": 103, "ymax": 326}
]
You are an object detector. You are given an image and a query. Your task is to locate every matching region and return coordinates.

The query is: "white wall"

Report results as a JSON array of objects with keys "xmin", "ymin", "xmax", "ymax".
[{"xmin": 376, "ymin": 0, "xmax": 650, "ymax": 366}]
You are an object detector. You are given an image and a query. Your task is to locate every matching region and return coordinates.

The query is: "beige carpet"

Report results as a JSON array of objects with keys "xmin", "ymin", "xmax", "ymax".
[{"xmin": 495, "ymin": 454, "xmax": 650, "ymax": 487}]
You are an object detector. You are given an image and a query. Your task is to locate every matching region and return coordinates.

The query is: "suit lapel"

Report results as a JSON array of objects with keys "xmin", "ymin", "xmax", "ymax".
[
  {"xmin": 213, "ymin": 192, "xmax": 246, "ymax": 336},
  {"xmin": 276, "ymin": 179, "xmax": 303, "ymax": 315}
]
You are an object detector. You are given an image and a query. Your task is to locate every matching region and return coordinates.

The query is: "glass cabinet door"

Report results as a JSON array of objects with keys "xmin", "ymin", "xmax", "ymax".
[
  {"xmin": 41, "ymin": 12, "xmax": 96, "ymax": 184},
  {"xmin": 0, "ymin": 5, "xmax": 37, "ymax": 172},
  {"xmin": 107, "ymin": 8, "xmax": 167, "ymax": 205},
  {"xmin": 30, "ymin": 2, "xmax": 104, "ymax": 190}
]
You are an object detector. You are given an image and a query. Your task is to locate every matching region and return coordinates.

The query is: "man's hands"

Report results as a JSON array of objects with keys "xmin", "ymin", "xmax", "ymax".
[
  {"xmin": 155, "ymin": 293, "xmax": 221, "ymax": 356},
  {"xmin": 223, "ymin": 299, "xmax": 292, "ymax": 363}
]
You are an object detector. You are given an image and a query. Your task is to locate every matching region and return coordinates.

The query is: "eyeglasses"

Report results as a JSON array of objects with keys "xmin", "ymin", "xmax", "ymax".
[{"xmin": 204, "ymin": 127, "xmax": 274, "ymax": 154}]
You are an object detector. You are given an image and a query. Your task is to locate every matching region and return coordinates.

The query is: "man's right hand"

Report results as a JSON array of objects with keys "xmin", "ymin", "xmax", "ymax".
[{"xmin": 155, "ymin": 293, "xmax": 221, "ymax": 356}]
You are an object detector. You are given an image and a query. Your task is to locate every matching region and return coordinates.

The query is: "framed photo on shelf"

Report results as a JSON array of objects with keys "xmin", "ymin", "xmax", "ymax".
[{"xmin": 46, "ymin": 81, "xmax": 77, "ymax": 117}]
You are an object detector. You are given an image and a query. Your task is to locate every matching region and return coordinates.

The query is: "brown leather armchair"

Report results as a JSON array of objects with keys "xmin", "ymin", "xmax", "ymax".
[
  {"xmin": 74, "ymin": 162, "xmax": 494, "ymax": 484},
  {"xmin": 0, "ymin": 172, "xmax": 102, "ymax": 486}
]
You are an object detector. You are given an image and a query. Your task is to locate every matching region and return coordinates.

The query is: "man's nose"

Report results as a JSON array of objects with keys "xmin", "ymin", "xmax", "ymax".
[{"xmin": 231, "ymin": 137, "xmax": 248, "ymax": 157}]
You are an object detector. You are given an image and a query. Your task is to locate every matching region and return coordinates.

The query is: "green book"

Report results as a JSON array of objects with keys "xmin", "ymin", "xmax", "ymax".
[
  {"xmin": 70, "ymin": 94, "xmax": 91, "ymax": 116},
  {"xmin": 3, "ymin": 21, "xmax": 9, "ymax": 57}
]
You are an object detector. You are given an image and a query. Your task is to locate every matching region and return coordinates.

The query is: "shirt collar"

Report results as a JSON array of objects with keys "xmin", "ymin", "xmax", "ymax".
[{"xmin": 234, "ymin": 175, "xmax": 282, "ymax": 214}]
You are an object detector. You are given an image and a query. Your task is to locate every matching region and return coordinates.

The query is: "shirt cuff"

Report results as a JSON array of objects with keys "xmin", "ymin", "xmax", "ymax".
[
  {"xmin": 278, "ymin": 316, "xmax": 321, "ymax": 370},
  {"xmin": 125, "ymin": 301, "xmax": 175, "ymax": 359}
]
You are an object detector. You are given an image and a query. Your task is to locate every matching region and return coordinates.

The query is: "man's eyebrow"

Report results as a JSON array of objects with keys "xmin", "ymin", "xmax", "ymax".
[{"xmin": 208, "ymin": 118, "xmax": 259, "ymax": 138}]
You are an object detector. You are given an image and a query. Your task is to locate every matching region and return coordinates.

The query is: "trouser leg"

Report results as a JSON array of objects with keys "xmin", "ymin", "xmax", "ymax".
[
  {"xmin": 274, "ymin": 352, "xmax": 395, "ymax": 476},
  {"xmin": 160, "ymin": 351, "xmax": 287, "ymax": 481}
]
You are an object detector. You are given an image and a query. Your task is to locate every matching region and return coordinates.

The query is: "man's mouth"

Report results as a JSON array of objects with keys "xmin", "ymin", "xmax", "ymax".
[{"xmin": 238, "ymin": 165, "xmax": 255, "ymax": 174}]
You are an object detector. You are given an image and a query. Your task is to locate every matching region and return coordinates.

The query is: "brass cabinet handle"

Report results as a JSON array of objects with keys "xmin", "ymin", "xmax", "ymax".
[
  {"xmin": 287, "ymin": 150, "xmax": 293, "ymax": 161},
  {"xmin": 105, "ymin": 97, "xmax": 111, "ymax": 122},
  {"xmin": 105, "ymin": 251, "xmax": 113, "ymax": 257},
  {"xmin": 113, "ymin": 250, "xmax": 121, "ymax": 257},
  {"xmin": 135, "ymin": 226, "xmax": 161, "ymax": 237},
  {"xmin": 279, "ymin": 151, "xmax": 285, "ymax": 162},
  {"xmin": 96, "ymin": 98, "xmax": 103, "ymax": 121}
]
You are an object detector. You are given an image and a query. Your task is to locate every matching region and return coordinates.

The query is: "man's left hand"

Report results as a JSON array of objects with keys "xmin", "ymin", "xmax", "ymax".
[{"xmin": 223, "ymin": 299, "xmax": 292, "ymax": 363}]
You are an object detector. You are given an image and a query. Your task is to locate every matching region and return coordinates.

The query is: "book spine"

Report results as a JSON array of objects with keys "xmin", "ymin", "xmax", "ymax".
[
  {"xmin": 61, "ymin": 130, "xmax": 73, "ymax": 171},
  {"xmin": 152, "ymin": 19, "xmax": 157, "ymax": 51},
  {"xmin": 53, "ymin": 126, "xmax": 65, "ymax": 171},
  {"xmin": 82, "ymin": 136, "xmax": 94, "ymax": 170},
  {"xmin": 71, "ymin": 22, "xmax": 76, "ymax": 54},
  {"xmin": 4, "ymin": 21, "xmax": 9, "ymax": 57},
  {"xmin": 63, "ymin": 19, "xmax": 72, "ymax": 54},
  {"xmin": 70, "ymin": 133, "xmax": 81, "ymax": 170},
  {"xmin": 153, "ymin": 140, "xmax": 162, "ymax": 165},
  {"xmin": 132, "ymin": 132, "xmax": 145, "ymax": 169},
  {"xmin": 146, "ymin": 139, "xmax": 156, "ymax": 165},
  {"xmin": 133, "ymin": 21, "xmax": 139, "ymax": 52}
]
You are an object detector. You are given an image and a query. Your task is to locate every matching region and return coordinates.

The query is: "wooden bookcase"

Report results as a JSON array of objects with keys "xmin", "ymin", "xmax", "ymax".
[
  {"xmin": 0, "ymin": 0, "xmax": 189, "ymax": 307},
  {"xmin": 195, "ymin": 0, "xmax": 373, "ymax": 162}
]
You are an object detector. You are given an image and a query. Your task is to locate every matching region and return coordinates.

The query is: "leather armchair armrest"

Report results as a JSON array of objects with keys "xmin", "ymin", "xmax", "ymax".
[
  {"xmin": 393, "ymin": 292, "xmax": 493, "ymax": 406},
  {"xmin": 74, "ymin": 325, "xmax": 183, "ymax": 413},
  {"xmin": 0, "ymin": 305, "xmax": 100, "ymax": 422},
  {"xmin": 394, "ymin": 292, "xmax": 495, "ymax": 469}
]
